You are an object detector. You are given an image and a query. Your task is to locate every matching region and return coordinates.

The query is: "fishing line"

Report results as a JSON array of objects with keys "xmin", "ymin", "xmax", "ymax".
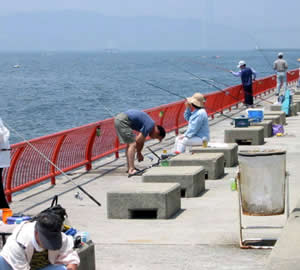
[
  {"xmin": 128, "ymin": 75, "xmax": 187, "ymax": 100},
  {"xmin": 165, "ymin": 60, "xmax": 243, "ymax": 102},
  {"xmin": 3, "ymin": 120, "xmax": 102, "ymax": 207},
  {"xmin": 128, "ymin": 75, "xmax": 236, "ymax": 121},
  {"xmin": 175, "ymin": 62, "xmax": 275, "ymax": 105},
  {"xmin": 182, "ymin": 58, "xmax": 232, "ymax": 73}
]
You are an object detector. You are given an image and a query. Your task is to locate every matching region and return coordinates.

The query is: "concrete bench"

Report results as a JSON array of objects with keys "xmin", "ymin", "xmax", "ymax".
[
  {"xmin": 269, "ymin": 104, "xmax": 282, "ymax": 112},
  {"xmin": 107, "ymin": 183, "xmax": 181, "ymax": 219},
  {"xmin": 293, "ymin": 100, "xmax": 300, "ymax": 112},
  {"xmin": 250, "ymin": 120, "xmax": 273, "ymax": 138},
  {"xmin": 264, "ymin": 111, "xmax": 286, "ymax": 125},
  {"xmin": 263, "ymin": 115, "xmax": 281, "ymax": 124},
  {"xmin": 143, "ymin": 166, "xmax": 205, "ymax": 198},
  {"xmin": 168, "ymin": 153, "xmax": 224, "ymax": 179},
  {"xmin": 224, "ymin": 126, "xmax": 264, "ymax": 145},
  {"xmin": 290, "ymin": 103, "xmax": 298, "ymax": 116},
  {"xmin": 192, "ymin": 143, "xmax": 238, "ymax": 167},
  {"xmin": 77, "ymin": 240, "xmax": 96, "ymax": 270}
]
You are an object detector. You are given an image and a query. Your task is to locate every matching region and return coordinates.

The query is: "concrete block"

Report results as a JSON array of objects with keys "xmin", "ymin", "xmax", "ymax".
[
  {"xmin": 168, "ymin": 153, "xmax": 224, "ymax": 179},
  {"xmin": 294, "ymin": 90, "xmax": 300, "ymax": 95},
  {"xmin": 264, "ymin": 111, "xmax": 286, "ymax": 125},
  {"xmin": 293, "ymin": 100, "xmax": 300, "ymax": 112},
  {"xmin": 77, "ymin": 240, "xmax": 96, "ymax": 270},
  {"xmin": 290, "ymin": 103, "xmax": 298, "ymax": 116},
  {"xmin": 192, "ymin": 143, "xmax": 238, "ymax": 167},
  {"xmin": 263, "ymin": 115, "xmax": 281, "ymax": 124},
  {"xmin": 107, "ymin": 183, "xmax": 181, "ymax": 219},
  {"xmin": 250, "ymin": 120, "xmax": 273, "ymax": 138},
  {"xmin": 269, "ymin": 104, "xmax": 282, "ymax": 111},
  {"xmin": 224, "ymin": 126, "xmax": 264, "ymax": 145},
  {"xmin": 143, "ymin": 166, "xmax": 205, "ymax": 198}
]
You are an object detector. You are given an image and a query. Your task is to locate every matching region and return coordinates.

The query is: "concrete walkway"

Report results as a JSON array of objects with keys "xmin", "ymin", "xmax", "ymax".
[{"xmin": 8, "ymin": 88, "xmax": 300, "ymax": 270}]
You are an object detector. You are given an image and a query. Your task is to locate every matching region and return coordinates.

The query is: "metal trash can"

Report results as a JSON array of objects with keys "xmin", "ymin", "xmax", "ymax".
[{"xmin": 238, "ymin": 149, "xmax": 286, "ymax": 216}]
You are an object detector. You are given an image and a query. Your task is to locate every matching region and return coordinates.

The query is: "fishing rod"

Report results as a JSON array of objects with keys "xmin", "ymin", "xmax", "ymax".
[
  {"xmin": 129, "ymin": 75, "xmax": 236, "ymax": 121},
  {"xmin": 128, "ymin": 146, "xmax": 161, "ymax": 177},
  {"xmin": 170, "ymin": 62, "xmax": 275, "ymax": 105},
  {"xmin": 3, "ymin": 121, "xmax": 102, "ymax": 207}
]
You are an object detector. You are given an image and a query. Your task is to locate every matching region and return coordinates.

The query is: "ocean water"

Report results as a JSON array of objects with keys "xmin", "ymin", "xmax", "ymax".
[{"xmin": 0, "ymin": 50, "xmax": 299, "ymax": 144}]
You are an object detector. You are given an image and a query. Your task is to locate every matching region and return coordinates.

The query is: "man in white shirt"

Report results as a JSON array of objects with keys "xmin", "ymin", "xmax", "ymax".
[
  {"xmin": 273, "ymin": 52, "xmax": 288, "ymax": 96},
  {"xmin": 0, "ymin": 212, "xmax": 80, "ymax": 270}
]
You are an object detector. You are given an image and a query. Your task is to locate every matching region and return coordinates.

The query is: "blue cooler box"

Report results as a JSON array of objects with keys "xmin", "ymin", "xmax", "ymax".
[{"xmin": 247, "ymin": 109, "xmax": 264, "ymax": 123}]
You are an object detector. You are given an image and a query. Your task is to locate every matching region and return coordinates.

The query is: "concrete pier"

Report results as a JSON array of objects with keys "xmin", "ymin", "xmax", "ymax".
[{"xmin": 4, "ymin": 86, "xmax": 300, "ymax": 270}]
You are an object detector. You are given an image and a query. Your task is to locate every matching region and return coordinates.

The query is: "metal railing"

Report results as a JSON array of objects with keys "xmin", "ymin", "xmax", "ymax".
[{"xmin": 3, "ymin": 70, "xmax": 299, "ymax": 202}]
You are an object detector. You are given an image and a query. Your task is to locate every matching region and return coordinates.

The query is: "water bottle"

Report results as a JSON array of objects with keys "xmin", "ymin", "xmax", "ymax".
[
  {"xmin": 230, "ymin": 178, "xmax": 237, "ymax": 191},
  {"xmin": 161, "ymin": 149, "xmax": 169, "ymax": 166}
]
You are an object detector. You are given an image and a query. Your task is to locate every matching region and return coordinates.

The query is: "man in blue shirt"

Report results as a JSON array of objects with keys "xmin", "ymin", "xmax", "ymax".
[
  {"xmin": 114, "ymin": 110, "xmax": 166, "ymax": 176},
  {"xmin": 174, "ymin": 93, "xmax": 210, "ymax": 153},
  {"xmin": 231, "ymin": 60, "xmax": 257, "ymax": 108}
]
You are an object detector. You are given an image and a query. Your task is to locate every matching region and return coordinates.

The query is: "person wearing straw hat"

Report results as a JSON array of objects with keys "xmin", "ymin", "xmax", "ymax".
[
  {"xmin": 0, "ymin": 212, "xmax": 80, "ymax": 270},
  {"xmin": 114, "ymin": 110, "xmax": 166, "ymax": 176},
  {"xmin": 273, "ymin": 52, "xmax": 288, "ymax": 96},
  {"xmin": 230, "ymin": 60, "xmax": 257, "ymax": 108},
  {"xmin": 0, "ymin": 118, "xmax": 11, "ymax": 209},
  {"xmin": 173, "ymin": 93, "xmax": 210, "ymax": 153}
]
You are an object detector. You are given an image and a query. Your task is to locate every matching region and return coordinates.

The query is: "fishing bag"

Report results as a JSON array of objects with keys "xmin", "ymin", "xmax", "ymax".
[{"xmin": 33, "ymin": 195, "xmax": 67, "ymax": 222}]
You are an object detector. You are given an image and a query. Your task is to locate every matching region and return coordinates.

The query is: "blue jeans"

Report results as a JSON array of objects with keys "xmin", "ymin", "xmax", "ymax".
[
  {"xmin": 0, "ymin": 256, "xmax": 13, "ymax": 270},
  {"xmin": 0, "ymin": 256, "xmax": 66, "ymax": 270},
  {"xmin": 276, "ymin": 72, "xmax": 287, "ymax": 95}
]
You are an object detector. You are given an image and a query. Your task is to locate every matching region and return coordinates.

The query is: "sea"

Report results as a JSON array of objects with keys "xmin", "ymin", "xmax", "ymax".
[{"xmin": 1, "ymin": 50, "xmax": 299, "ymax": 144}]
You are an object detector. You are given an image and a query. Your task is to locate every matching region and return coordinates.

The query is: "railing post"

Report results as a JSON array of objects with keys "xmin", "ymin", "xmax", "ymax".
[
  {"xmin": 175, "ymin": 102, "xmax": 185, "ymax": 135},
  {"xmin": 51, "ymin": 135, "xmax": 67, "ymax": 185},
  {"xmin": 5, "ymin": 146, "xmax": 25, "ymax": 202},
  {"xmin": 115, "ymin": 138, "xmax": 120, "ymax": 159},
  {"xmin": 85, "ymin": 127, "xmax": 98, "ymax": 172}
]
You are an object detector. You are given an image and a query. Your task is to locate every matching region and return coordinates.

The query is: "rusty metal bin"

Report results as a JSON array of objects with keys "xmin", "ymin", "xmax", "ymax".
[{"xmin": 237, "ymin": 149, "xmax": 289, "ymax": 249}]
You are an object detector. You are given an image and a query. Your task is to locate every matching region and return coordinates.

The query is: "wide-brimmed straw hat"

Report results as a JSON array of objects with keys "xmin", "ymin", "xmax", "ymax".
[
  {"xmin": 237, "ymin": 60, "xmax": 246, "ymax": 68},
  {"xmin": 187, "ymin": 93, "xmax": 205, "ymax": 107}
]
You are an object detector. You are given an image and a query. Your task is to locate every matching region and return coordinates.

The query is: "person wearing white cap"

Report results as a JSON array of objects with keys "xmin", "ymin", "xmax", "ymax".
[
  {"xmin": 173, "ymin": 93, "xmax": 210, "ymax": 153},
  {"xmin": 230, "ymin": 61, "xmax": 256, "ymax": 108},
  {"xmin": 273, "ymin": 52, "xmax": 288, "ymax": 96},
  {"xmin": 0, "ymin": 212, "xmax": 80, "ymax": 270}
]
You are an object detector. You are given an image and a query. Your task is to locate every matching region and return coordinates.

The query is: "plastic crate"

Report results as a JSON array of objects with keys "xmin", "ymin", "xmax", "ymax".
[{"xmin": 247, "ymin": 109, "xmax": 264, "ymax": 123}]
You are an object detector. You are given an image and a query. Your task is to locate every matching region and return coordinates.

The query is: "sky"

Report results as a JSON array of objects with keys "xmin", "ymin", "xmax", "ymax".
[
  {"xmin": 1, "ymin": 0, "xmax": 300, "ymax": 50},
  {"xmin": 0, "ymin": 0, "xmax": 287, "ymax": 19}
]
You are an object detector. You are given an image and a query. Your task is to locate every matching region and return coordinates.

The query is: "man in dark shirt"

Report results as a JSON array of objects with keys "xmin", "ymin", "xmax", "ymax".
[
  {"xmin": 231, "ymin": 60, "xmax": 257, "ymax": 107},
  {"xmin": 114, "ymin": 110, "xmax": 165, "ymax": 176}
]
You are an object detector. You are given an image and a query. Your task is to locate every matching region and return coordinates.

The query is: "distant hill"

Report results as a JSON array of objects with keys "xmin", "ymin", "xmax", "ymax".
[{"xmin": 0, "ymin": 10, "xmax": 298, "ymax": 51}]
